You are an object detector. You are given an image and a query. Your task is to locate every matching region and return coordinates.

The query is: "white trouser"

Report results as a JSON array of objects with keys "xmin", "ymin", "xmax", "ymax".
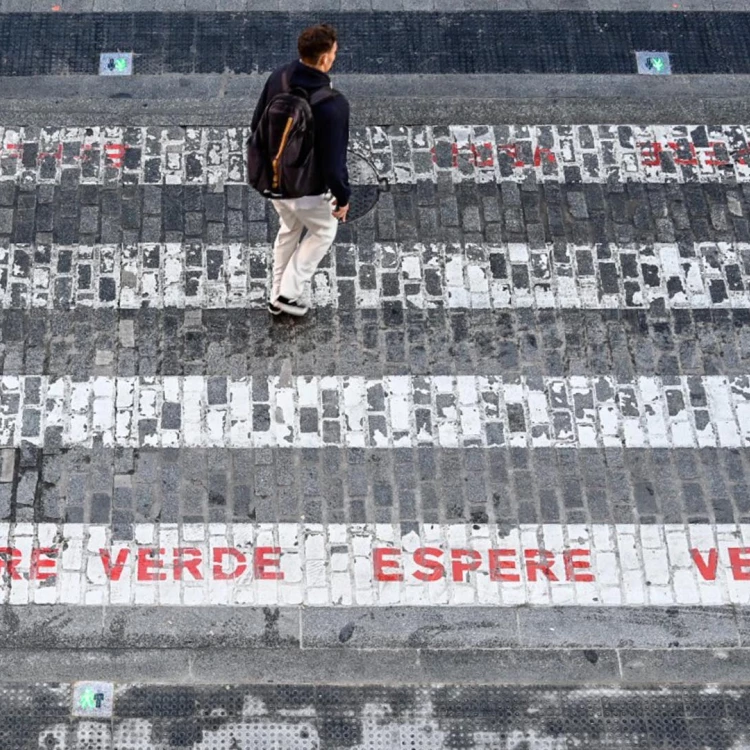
[{"xmin": 270, "ymin": 194, "xmax": 338, "ymax": 303}]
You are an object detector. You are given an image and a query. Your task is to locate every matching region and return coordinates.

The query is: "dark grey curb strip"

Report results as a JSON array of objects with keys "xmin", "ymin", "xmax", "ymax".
[
  {"xmin": 4, "ymin": 74, "xmax": 750, "ymax": 125},
  {"xmin": 3, "ymin": 643, "xmax": 750, "ymax": 685},
  {"xmin": 3, "ymin": 604, "xmax": 750, "ymax": 685},
  {"xmin": 1, "ymin": 605, "xmax": 747, "ymax": 650}
]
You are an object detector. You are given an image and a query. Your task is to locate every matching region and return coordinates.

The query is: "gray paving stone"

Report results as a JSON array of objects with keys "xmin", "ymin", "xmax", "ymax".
[
  {"xmin": 191, "ymin": 648, "xmax": 423, "ymax": 684},
  {"xmin": 0, "ymin": 181, "xmax": 748, "ymax": 248},
  {"xmin": 419, "ymin": 648, "xmax": 621, "ymax": 683},
  {"xmin": 103, "ymin": 607, "xmax": 300, "ymax": 648},
  {"xmin": 518, "ymin": 607, "xmax": 740, "ymax": 648},
  {"xmin": 730, "ymin": 609, "xmax": 750, "ymax": 647},
  {"xmin": 5, "ymin": 307, "xmax": 750, "ymax": 380},
  {"xmin": 620, "ymin": 649, "xmax": 750, "ymax": 684},
  {"xmin": 0, "ymin": 649, "xmax": 192, "ymax": 683},
  {"xmin": 1, "ymin": 445, "xmax": 744, "ymax": 524},
  {"xmin": 301, "ymin": 607, "xmax": 520, "ymax": 648}
]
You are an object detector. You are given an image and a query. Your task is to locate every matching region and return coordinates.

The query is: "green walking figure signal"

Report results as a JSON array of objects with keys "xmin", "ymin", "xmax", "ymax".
[
  {"xmin": 79, "ymin": 689, "xmax": 105, "ymax": 710},
  {"xmin": 647, "ymin": 56, "xmax": 665, "ymax": 72}
]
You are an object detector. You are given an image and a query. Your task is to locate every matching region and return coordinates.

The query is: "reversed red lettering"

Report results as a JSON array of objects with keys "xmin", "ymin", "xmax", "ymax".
[
  {"xmin": 533, "ymin": 145, "xmax": 556, "ymax": 167},
  {"xmin": 498, "ymin": 144, "xmax": 525, "ymax": 168},
  {"xmin": 413, "ymin": 547, "xmax": 444, "ymax": 582},
  {"xmin": 254, "ymin": 547, "xmax": 284, "ymax": 580},
  {"xmin": 472, "ymin": 142, "xmax": 495, "ymax": 168},
  {"xmin": 690, "ymin": 548, "xmax": 719, "ymax": 581},
  {"xmin": 0, "ymin": 547, "xmax": 22, "ymax": 580},
  {"xmin": 174, "ymin": 547, "xmax": 203, "ymax": 581},
  {"xmin": 212, "ymin": 547, "xmax": 247, "ymax": 580},
  {"xmin": 99, "ymin": 548, "xmax": 130, "ymax": 582},
  {"xmin": 488, "ymin": 549, "xmax": 520, "ymax": 582},
  {"xmin": 667, "ymin": 141, "xmax": 698, "ymax": 166},
  {"xmin": 137, "ymin": 547, "xmax": 166, "ymax": 582},
  {"xmin": 451, "ymin": 549, "xmax": 482, "ymax": 582},
  {"xmin": 638, "ymin": 141, "xmax": 662, "ymax": 167},
  {"xmin": 105, "ymin": 143, "xmax": 125, "ymax": 168},
  {"xmin": 450, "ymin": 142, "xmax": 459, "ymax": 169},
  {"xmin": 563, "ymin": 549, "xmax": 594, "ymax": 582},
  {"xmin": 734, "ymin": 146, "xmax": 750, "ymax": 166},
  {"xmin": 374, "ymin": 548, "xmax": 403, "ymax": 582},
  {"xmin": 524, "ymin": 549, "xmax": 558, "ymax": 582},
  {"xmin": 37, "ymin": 144, "xmax": 63, "ymax": 164},
  {"xmin": 30, "ymin": 548, "xmax": 57, "ymax": 581},
  {"xmin": 704, "ymin": 142, "xmax": 730, "ymax": 167}
]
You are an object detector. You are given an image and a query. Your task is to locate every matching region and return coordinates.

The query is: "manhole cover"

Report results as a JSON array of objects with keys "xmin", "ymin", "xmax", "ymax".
[{"xmin": 347, "ymin": 151, "xmax": 383, "ymax": 222}]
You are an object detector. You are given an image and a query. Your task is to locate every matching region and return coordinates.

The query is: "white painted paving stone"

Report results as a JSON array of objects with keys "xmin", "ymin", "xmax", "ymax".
[
  {"xmin": 2, "ymin": 124, "xmax": 750, "ymax": 184},
  {"xmin": 1, "ymin": 523, "xmax": 750, "ymax": 607},
  {"xmin": 1, "ymin": 242, "xmax": 749, "ymax": 310},
  {"xmin": 2, "ymin": 375, "xmax": 749, "ymax": 449}
]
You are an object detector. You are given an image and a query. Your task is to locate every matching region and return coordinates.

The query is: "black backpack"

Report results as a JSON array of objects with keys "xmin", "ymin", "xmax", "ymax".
[{"xmin": 247, "ymin": 66, "xmax": 336, "ymax": 199}]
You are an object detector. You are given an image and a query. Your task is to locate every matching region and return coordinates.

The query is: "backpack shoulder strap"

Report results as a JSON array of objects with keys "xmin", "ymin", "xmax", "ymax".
[
  {"xmin": 280, "ymin": 64, "xmax": 294, "ymax": 93},
  {"xmin": 309, "ymin": 86, "xmax": 337, "ymax": 107}
]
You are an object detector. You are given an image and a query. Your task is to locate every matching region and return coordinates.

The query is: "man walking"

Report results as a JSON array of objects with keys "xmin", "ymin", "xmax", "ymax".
[{"xmin": 249, "ymin": 24, "xmax": 351, "ymax": 317}]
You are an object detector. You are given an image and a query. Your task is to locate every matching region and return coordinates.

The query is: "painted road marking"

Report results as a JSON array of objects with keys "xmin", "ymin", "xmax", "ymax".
[
  {"xmin": 0, "ymin": 242, "xmax": 748, "ymax": 311},
  {"xmin": 2, "ymin": 375, "xmax": 749, "ymax": 449},
  {"xmin": 2, "ymin": 125, "xmax": 750, "ymax": 184},
  {"xmin": 2, "ymin": 523, "xmax": 750, "ymax": 606}
]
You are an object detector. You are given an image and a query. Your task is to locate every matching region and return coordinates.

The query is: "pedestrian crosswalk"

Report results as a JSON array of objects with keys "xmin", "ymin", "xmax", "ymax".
[
  {"xmin": 5, "ymin": 3, "xmax": 750, "ymax": 741},
  {"xmin": 0, "ymin": 374, "xmax": 748, "ymax": 449},
  {"xmin": 4, "ymin": 124, "xmax": 750, "ymax": 185},
  {"xmin": 0, "ymin": 241, "xmax": 748, "ymax": 310},
  {"xmin": 1, "ymin": 521, "xmax": 749, "ymax": 607},
  {"xmin": 1, "ymin": 119, "xmax": 749, "ymax": 621}
]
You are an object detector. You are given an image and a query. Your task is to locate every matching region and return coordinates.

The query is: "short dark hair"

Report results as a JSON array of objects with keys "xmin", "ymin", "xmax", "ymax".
[{"xmin": 298, "ymin": 24, "xmax": 337, "ymax": 64}]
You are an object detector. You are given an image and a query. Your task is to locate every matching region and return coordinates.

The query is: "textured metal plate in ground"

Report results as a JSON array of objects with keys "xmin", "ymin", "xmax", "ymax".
[
  {"xmin": 3, "ymin": 684, "xmax": 750, "ymax": 748},
  {"xmin": 346, "ymin": 151, "xmax": 381, "ymax": 222},
  {"xmin": 1, "ymin": 12, "xmax": 750, "ymax": 76}
]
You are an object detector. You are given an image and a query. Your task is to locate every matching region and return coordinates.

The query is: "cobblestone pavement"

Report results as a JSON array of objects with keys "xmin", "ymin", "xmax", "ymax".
[
  {"xmin": 4, "ymin": 124, "xmax": 750, "ymax": 185},
  {"xmin": 4, "ymin": 521, "xmax": 750, "ymax": 607},
  {"xmin": 0, "ymin": 128, "xmax": 748, "ymax": 535},
  {"xmin": 2, "ymin": 95, "xmax": 750, "ymax": 750}
]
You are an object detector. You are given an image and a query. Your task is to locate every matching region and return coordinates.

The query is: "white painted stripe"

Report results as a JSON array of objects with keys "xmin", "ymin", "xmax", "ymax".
[
  {"xmin": 2, "ymin": 124, "xmax": 750, "ymax": 184},
  {"xmin": 4, "ymin": 375, "xmax": 750, "ymax": 449},
  {"xmin": 2, "ymin": 242, "xmax": 748, "ymax": 310},
  {"xmin": 1, "ymin": 522, "xmax": 749, "ymax": 606}
]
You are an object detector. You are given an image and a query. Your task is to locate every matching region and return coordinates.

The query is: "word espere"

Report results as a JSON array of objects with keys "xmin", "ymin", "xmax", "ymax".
[{"xmin": 2, "ymin": 545, "xmax": 750, "ymax": 583}]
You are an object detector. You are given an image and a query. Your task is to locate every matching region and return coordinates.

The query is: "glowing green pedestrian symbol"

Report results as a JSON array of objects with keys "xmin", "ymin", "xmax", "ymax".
[
  {"xmin": 648, "ymin": 56, "xmax": 665, "ymax": 72},
  {"xmin": 79, "ymin": 689, "xmax": 105, "ymax": 710},
  {"xmin": 100, "ymin": 52, "xmax": 133, "ymax": 76},
  {"xmin": 79, "ymin": 689, "xmax": 96, "ymax": 709}
]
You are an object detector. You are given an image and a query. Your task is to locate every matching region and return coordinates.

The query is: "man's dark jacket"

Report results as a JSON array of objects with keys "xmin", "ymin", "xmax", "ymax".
[{"xmin": 251, "ymin": 61, "xmax": 351, "ymax": 208}]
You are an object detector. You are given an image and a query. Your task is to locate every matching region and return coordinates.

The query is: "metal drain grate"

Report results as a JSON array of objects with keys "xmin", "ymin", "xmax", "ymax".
[
  {"xmin": 346, "ymin": 151, "xmax": 384, "ymax": 223},
  {"xmin": 2, "ymin": 684, "xmax": 750, "ymax": 748}
]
